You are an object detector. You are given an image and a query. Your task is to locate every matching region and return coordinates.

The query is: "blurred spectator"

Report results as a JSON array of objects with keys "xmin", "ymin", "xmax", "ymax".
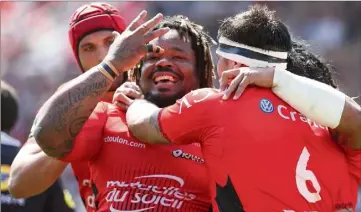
[{"xmin": 1, "ymin": 81, "xmax": 75, "ymax": 212}]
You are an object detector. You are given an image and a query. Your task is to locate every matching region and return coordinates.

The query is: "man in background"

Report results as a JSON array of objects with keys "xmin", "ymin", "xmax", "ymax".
[
  {"xmin": 8, "ymin": 3, "xmax": 127, "ymax": 212},
  {"xmin": 1, "ymin": 80, "xmax": 74, "ymax": 212}
]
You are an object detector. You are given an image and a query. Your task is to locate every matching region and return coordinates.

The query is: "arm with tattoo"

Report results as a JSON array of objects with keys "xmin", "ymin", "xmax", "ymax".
[
  {"xmin": 126, "ymin": 99, "xmax": 170, "ymax": 144},
  {"xmin": 31, "ymin": 67, "xmax": 112, "ymax": 158},
  {"xmin": 31, "ymin": 11, "xmax": 169, "ymax": 158},
  {"xmin": 126, "ymin": 88, "xmax": 220, "ymax": 145}
]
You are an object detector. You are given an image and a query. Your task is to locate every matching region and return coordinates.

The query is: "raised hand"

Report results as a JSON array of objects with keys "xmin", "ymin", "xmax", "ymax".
[
  {"xmin": 220, "ymin": 67, "xmax": 275, "ymax": 100},
  {"xmin": 104, "ymin": 10, "xmax": 170, "ymax": 73}
]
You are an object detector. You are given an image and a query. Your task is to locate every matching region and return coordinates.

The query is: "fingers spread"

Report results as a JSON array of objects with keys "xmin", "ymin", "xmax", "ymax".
[
  {"xmin": 127, "ymin": 10, "xmax": 147, "ymax": 31},
  {"xmin": 143, "ymin": 28, "xmax": 170, "ymax": 43},
  {"xmin": 134, "ymin": 13, "xmax": 163, "ymax": 35}
]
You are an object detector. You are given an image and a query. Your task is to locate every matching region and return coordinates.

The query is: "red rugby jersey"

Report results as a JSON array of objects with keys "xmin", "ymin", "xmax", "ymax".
[
  {"xmin": 68, "ymin": 92, "xmax": 115, "ymax": 212},
  {"xmin": 70, "ymin": 161, "xmax": 95, "ymax": 212},
  {"xmin": 61, "ymin": 101, "xmax": 211, "ymax": 212},
  {"xmin": 52, "ymin": 87, "xmax": 117, "ymax": 212},
  {"xmin": 158, "ymin": 87, "xmax": 361, "ymax": 212}
]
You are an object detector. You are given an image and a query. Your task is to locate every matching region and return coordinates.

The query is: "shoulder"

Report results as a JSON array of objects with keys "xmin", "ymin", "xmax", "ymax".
[
  {"xmin": 180, "ymin": 87, "xmax": 277, "ymax": 109},
  {"xmin": 239, "ymin": 87, "xmax": 277, "ymax": 102},
  {"xmin": 186, "ymin": 88, "xmax": 221, "ymax": 99},
  {"xmin": 230, "ymin": 87, "xmax": 286, "ymax": 112},
  {"xmin": 178, "ymin": 88, "xmax": 221, "ymax": 106}
]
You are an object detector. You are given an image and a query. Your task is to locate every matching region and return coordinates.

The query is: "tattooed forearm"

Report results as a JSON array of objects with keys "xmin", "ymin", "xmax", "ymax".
[
  {"xmin": 149, "ymin": 111, "xmax": 163, "ymax": 139},
  {"xmin": 31, "ymin": 67, "xmax": 112, "ymax": 158}
]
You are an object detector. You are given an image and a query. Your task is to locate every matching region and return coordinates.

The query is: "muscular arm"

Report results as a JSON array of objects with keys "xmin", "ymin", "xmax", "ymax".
[
  {"xmin": 333, "ymin": 97, "xmax": 361, "ymax": 149},
  {"xmin": 272, "ymin": 68, "xmax": 361, "ymax": 149},
  {"xmin": 30, "ymin": 11, "xmax": 172, "ymax": 157},
  {"xmin": 31, "ymin": 67, "xmax": 112, "ymax": 158},
  {"xmin": 126, "ymin": 100, "xmax": 169, "ymax": 144},
  {"xmin": 9, "ymin": 137, "xmax": 67, "ymax": 198},
  {"xmin": 126, "ymin": 89, "xmax": 218, "ymax": 145}
]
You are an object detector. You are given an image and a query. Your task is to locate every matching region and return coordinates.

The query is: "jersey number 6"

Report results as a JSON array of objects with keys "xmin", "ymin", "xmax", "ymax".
[{"xmin": 296, "ymin": 147, "xmax": 322, "ymax": 203}]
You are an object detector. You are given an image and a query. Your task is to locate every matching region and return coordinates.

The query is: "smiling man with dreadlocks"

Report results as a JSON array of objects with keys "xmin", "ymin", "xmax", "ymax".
[
  {"xmin": 32, "ymin": 12, "xmax": 215, "ymax": 211},
  {"xmin": 129, "ymin": 15, "xmax": 216, "ymax": 108}
]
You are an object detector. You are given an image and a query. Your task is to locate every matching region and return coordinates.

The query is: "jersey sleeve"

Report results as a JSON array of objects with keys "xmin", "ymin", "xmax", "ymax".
[
  {"xmin": 60, "ymin": 102, "xmax": 108, "ymax": 162},
  {"xmin": 70, "ymin": 161, "xmax": 93, "ymax": 207},
  {"xmin": 158, "ymin": 88, "xmax": 221, "ymax": 145}
]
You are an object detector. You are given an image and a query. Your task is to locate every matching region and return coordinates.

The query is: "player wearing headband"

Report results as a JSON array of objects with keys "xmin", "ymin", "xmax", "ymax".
[
  {"xmin": 31, "ymin": 12, "xmax": 213, "ymax": 211},
  {"xmin": 125, "ymin": 5, "xmax": 360, "ymax": 212},
  {"xmin": 9, "ymin": 3, "xmax": 127, "ymax": 211}
]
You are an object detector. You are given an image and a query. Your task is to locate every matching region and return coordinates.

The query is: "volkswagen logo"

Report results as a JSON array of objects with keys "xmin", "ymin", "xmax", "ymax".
[{"xmin": 259, "ymin": 98, "xmax": 274, "ymax": 113}]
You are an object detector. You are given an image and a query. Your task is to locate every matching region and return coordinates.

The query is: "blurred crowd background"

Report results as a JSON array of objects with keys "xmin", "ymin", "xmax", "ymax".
[{"xmin": 1, "ymin": 1, "xmax": 361, "ymax": 211}]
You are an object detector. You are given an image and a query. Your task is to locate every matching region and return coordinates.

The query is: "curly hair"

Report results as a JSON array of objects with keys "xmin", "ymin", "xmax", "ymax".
[
  {"xmin": 218, "ymin": 4, "xmax": 292, "ymax": 52},
  {"xmin": 287, "ymin": 39, "xmax": 338, "ymax": 88},
  {"xmin": 132, "ymin": 15, "xmax": 216, "ymax": 88},
  {"xmin": 218, "ymin": 4, "xmax": 337, "ymax": 88}
]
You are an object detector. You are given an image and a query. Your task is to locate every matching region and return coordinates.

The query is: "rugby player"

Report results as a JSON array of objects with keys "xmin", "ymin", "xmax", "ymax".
[
  {"xmin": 31, "ymin": 13, "xmax": 215, "ymax": 211},
  {"xmin": 2, "ymin": 81, "xmax": 74, "ymax": 212},
  {"xmin": 125, "ymin": 5, "xmax": 361, "ymax": 212},
  {"xmin": 9, "ymin": 3, "xmax": 127, "ymax": 211}
]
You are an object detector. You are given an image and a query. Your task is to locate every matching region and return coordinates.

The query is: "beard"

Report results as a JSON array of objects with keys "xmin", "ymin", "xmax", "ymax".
[{"xmin": 144, "ymin": 88, "xmax": 187, "ymax": 108}]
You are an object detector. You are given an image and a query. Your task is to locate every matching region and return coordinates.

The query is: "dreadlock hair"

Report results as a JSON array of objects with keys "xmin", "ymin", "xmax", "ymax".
[
  {"xmin": 287, "ymin": 39, "xmax": 338, "ymax": 88},
  {"xmin": 218, "ymin": 4, "xmax": 292, "ymax": 52},
  {"xmin": 132, "ymin": 15, "xmax": 215, "ymax": 88}
]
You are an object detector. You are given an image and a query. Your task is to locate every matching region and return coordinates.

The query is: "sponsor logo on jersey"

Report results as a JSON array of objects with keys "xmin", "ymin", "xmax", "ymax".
[
  {"xmin": 172, "ymin": 149, "xmax": 204, "ymax": 164},
  {"xmin": 259, "ymin": 98, "xmax": 274, "ymax": 113},
  {"xmin": 106, "ymin": 174, "xmax": 196, "ymax": 211},
  {"xmin": 104, "ymin": 136, "xmax": 145, "ymax": 149},
  {"xmin": 259, "ymin": 99, "xmax": 326, "ymax": 129}
]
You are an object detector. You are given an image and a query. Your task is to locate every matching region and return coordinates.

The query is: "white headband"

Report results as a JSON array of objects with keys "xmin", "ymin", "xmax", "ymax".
[
  {"xmin": 218, "ymin": 36, "xmax": 288, "ymax": 59},
  {"xmin": 216, "ymin": 49, "xmax": 287, "ymax": 69},
  {"xmin": 217, "ymin": 36, "xmax": 288, "ymax": 69}
]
